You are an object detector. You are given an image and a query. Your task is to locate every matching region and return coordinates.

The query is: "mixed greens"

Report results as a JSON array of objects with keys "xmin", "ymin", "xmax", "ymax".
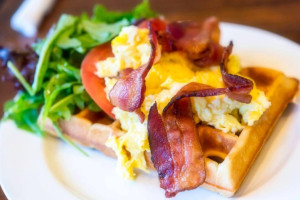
[{"xmin": 2, "ymin": 1, "xmax": 157, "ymax": 152}]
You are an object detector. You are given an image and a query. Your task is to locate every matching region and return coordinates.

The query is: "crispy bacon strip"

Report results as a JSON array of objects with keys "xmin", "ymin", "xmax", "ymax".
[
  {"xmin": 161, "ymin": 42, "xmax": 254, "ymax": 108},
  {"xmin": 163, "ymin": 78, "xmax": 252, "ymax": 115},
  {"xmin": 148, "ymin": 103, "xmax": 175, "ymax": 195},
  {"xmin": 149, "ymin": 76, "xmax": 252, "ymax": 196},
  {"xmin": 220, "ymin": 42, "xmax": 253, "ymax": 103},
  {"xmin": 165, "ymin": 16, "xmax": 223, "ymax": 66},
  {"xmin": 138, "ymin": 18, "xmax": 174, "ymax": 52},
  {"xmin": 193, "ymin": 42, "xmax": 224, "ymax": 67},
  {"xmin": 166, "ymin": 17, "xmax": 219, "ymax": 55},
  {"xmin": 163, "ymin": 82, "xmax": 227, "ymax": 113},
  {"xmin": 148, "ymin": 41, "xmax": 255, "ymax": 197},
  {"xmin": 148, "ymin": 101, "xmax": 205, "ymax": 198},
  {"xmin": 138, "ymin": 18, "xmax": 167, "ymax": 32},
  {"xmin": 109, "ymin": 21, "xmax": 159, "ymax": 112},
  {"xmin": 138, "ymin": 17, "xmax": 223, "ymax": 66}
]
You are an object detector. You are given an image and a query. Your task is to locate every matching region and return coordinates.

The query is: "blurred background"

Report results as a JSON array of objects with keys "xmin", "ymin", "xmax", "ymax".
[{"xmin": 0, "ymin": 0, "xmax": 300, "ymax": 199}]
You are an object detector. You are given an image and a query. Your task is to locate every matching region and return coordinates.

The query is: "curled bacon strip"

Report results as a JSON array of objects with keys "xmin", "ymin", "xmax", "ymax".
[
  {"xmin": 160, "ymin": 42, "xmax": 254, "ymax": 107},
  {"xmin": 166, "ymin": 16, "xmax": 223, "ymax": 67},
  {"xmin": 162, "ymin": 48, "xmax": 254, "ymax": 112},
  {"xmin": 138, "ymin": 18, "xmax": 167, "ymax": 32},
  {"xmin": 148, "ymin": 42, "xmax": 255, "ymax": 197},
  {"xmin": 148, "ymin": 83, "xmax": 242, "ymax": 197},
  {"xmin": 148, "ymin": 101, "xmax": 205, "ymax": 198},
  {"xmin": 166, "ymin": 17, "xmax": 219, "ymax": 55},
  {"xmin": 109, "ymin": 21, "xmax": 159, "ymax": 112},
  {"xmin": 193, "ymin": 42, "xmax": 224, "ymax": 67},
  {"xmin": 148, "ymin": 103, "xmax": 174, "ymax": 195},
  {"xmin": 163, "ymin": 82, "xmax": 227, "ymax": 113},
  {"xmin": 137, "ymin": 17, "xmax": 223, "ymax": 67},
  {"xmin": 138, "ymin": 18, "xmax": 174, "ymax": 52},
  {"xmin": 220, "ymin": 42, "xmax": 253, "ymax": 103}
]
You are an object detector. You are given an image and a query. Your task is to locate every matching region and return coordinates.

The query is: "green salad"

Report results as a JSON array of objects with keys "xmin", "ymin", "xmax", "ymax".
[{"xmin": 2, "ymin": 0, "xmax": 157, "ymax": 154}]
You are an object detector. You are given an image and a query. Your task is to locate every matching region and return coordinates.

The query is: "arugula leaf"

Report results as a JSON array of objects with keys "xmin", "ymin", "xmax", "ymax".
[
  {"xmin": 87, "ymin": 101, "xmax": 101, "ymax": 112},
  {"xmin": 81, "ymin": 18, "xmax": 129, "ymax": 44},
  {"xmin": 73, "ymin": 34, "xmax": 99, "ymax": 50},
  {"xmin": 41, "ymin": 73, "xmax": 77, "ymax": 126},
  {"xmin": 32, "ymin": 39, "xmax": 45, "ymax": 55},
  {"xmin": 92, "ymin": 5, "xmax": 132, "ymax": 23},
  {"xmin": 3, "ymin": 92, "xmax": 44, "ymax": 136},
  {"xmin": 131, "ymin": 0, "xmax": 157, "ymax": 20},
  {"xmin": 56, "ymin": 18, "xmax": 129, "ymax": 54},
  {"xmin": 56, "ymin": 28, "xmax": 82, "ymax": 51},
  {"xmin": 32, "ymin": 15, "xmax": 78, "ymax": 93},
  {"xmin": 48, "ymin": 61, "xmax": 81, "ymax": 81},
  {"xmin": 50, "ymin": 94, "xmax": 74, "ymax": 112},
  {"xmin": 92, "ymin": 0, "xmax": 157, "ymax": 23},
  {"xmin": 7, "ymin": 61, "xmax": 34, "ymax": 95}
]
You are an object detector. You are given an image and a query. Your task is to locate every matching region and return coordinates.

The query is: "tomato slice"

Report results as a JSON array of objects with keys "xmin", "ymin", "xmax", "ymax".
[{"xmin": 81, "ymin": 43, "xmax": 115, "ymax": 119}]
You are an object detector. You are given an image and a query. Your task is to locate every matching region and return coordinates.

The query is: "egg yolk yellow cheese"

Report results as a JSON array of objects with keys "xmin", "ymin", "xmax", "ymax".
[{"xmin": 96, "ymin": 25, "xmax": 271, "ymax": 179}]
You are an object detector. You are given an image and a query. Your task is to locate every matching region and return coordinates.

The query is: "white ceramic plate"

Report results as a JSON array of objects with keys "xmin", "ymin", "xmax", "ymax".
[{"xmin": 0, "ymin": 23, "xmax": 300, "ymax": 200}]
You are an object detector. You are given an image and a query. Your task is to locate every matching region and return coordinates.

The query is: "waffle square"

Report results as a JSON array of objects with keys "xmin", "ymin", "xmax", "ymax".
[{"xmin": 43, "ymin": 67, "xmax": 299, "ymax": 196}]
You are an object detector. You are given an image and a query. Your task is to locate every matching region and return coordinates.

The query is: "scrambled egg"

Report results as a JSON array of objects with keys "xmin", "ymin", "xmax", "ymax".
[
  {"xmin": 96, "ymin": 26, "xmax": 151, "ymax": 77},
  {"xmin": 96, "ymin": 25, "xmax": 271, "ymax": 179},
  {"xmin": 106, "ymin": 108, "xmax": 149, "ymax": 179}
]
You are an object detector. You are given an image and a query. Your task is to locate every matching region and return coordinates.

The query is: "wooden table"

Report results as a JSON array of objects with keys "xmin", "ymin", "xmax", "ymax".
[{"xmin": 0, "ymin": 0, "xmax": 299, "ymax": 199}]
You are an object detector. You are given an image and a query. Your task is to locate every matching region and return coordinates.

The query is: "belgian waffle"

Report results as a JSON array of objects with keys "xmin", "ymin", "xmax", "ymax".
[{"xmin": 43, "ymin": 66, "xmax": 299, "ymax": 196}]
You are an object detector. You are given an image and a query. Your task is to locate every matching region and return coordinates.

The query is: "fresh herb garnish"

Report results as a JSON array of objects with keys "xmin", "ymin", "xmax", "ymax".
[
  {"xmin": 92, "ymin": 0, "xmax": 157, "ymax": 23},
  {"xmin": 7, "ymin": 61, "xmax": 35, "ymax": 95},
  {"xmin": 32, "ymin": 14, "xmax": 78, "ymax": 93},
  {"xmin": 1, "ymin": 1, "xmax": 157, "ymax": 154},
  {"xmin": 3, "ymin": 92, "xmax": 44, "ymax": 136}
]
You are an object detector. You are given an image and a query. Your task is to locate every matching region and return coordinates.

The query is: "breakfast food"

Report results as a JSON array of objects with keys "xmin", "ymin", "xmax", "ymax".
[
  {"xmin": 44, "ymin": 18, "xmax": 298, "ymax": 197},
  {"xmin": 44, "ymin": 65, "xmax": 298, "ymax": 196},
  {"xmin": 1, "ymin": 2, "xmax": 299, "ymax": 198}
]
